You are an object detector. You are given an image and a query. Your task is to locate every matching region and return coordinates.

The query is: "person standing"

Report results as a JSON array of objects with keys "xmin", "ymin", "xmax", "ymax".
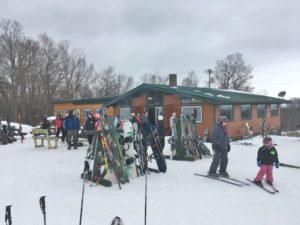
[
  {"xmin": 40, "ymin": 116, "xmax": 50, "ymax": 130},
  {"xmin": 64, "ymin": 110, "xmax": 80, "ymax": 150},
  {"xmin": 85, "ymin": 112, "xmax": 96, "ymax": 145},
  {"xmin": 157, "ymin": 115, "xmax": 165, "ymax": 152},
  {"xmin": 253, "ymin": 136, "xmax": 279, "ymax": 187},
  {"xmin": 55, "ymin": 115, "xmax": 63, "ymax": 138},
  {"xmin": 61, "ymin": 113, "xmax": 68, "ymax": 142},
  {"xmin": 208, "ymin": 116, "xmax": 231, "ymax": 178},
  {"xmin": 130, "ymin": 112, "xmax": 138, "ymax": 140},
  {"xmin": 168, "ymin": 112, "xmax": 177, "ymax": 144},
  {"xmin": 169, "ymin": 112, "xmax": 176, "ymax": 137}
]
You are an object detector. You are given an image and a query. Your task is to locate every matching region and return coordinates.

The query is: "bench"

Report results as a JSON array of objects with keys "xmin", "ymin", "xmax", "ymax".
[{"xmin": 32, "ymin": 128, "xmax": 58, "ymax": 149}]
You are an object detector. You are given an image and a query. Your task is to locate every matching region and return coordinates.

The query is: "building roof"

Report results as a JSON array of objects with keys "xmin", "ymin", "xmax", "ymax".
[
  {"xmin": 52, "ymin": 96, "xmax": 115, "ymax": 105},
  {"xmin": 105, "ymin": 83, "xmax": 290, "ymax": 106}
]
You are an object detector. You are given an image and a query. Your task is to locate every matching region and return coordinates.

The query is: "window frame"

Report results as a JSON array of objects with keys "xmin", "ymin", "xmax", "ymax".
[
  {"xmin": 181, "ymin": 106, "xmax": 202, "ymax": 123},
  {"xmin": 257, "ymin": 104, "xmax": 266, "ymax": 118},
  {"xmin": 83, "ymin": 109, "xmax": 90, "ymax": 118},
  {"xmin": 96, "ymin": 108, "xmax": 106, "ymax": 118},
  {"xmin": 271, "ymin": 104, "xmax": 278, "ymax": 117},
  {"xmin": 240, "ymin": 104, "xmax": 252, "ymax": 120},
  {"xmin": 220, "ymin": 105, "xmax": 234, "ymax": 121},
  {"xmin": 120, "ymin": 107, "xmax": 131, "ymax": 121}
]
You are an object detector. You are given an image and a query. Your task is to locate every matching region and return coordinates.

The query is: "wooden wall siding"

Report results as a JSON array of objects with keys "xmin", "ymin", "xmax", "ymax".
[
  {"xmin": 196, "ymin": 102, "xmax": 215, "ymax": 139},
  {"xmin": 106, "ymin": 107, "xmax": 114, "ymax": 116},
  {"xmin": 163, "ymin": 95, "xmax": 181, "ymax": 132},
  {"xmin": 133, "ymin": 96, "xmax": 147, "ymax": 107},
  {"xmin": 132, "ymin": 96, "xmax": 147, "ymax": 114},
  {"xmin": 113, "ymin": 105, "xmax": 120, "ymax": 116}
]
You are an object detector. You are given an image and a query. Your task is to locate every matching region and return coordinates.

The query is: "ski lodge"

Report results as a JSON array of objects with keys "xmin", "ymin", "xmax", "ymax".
[{"xmin": 53, "ymin": 74, "xmax": 289, "ymax": 140}]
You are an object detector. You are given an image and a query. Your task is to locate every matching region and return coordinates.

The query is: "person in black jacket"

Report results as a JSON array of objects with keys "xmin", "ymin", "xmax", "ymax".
[
  {"xmin": 85, "ymin": 112, "xmax": 96, "ymax": 145},
  {"xmin": 253, "ymin": 136, "xmax": 279, "ymax": 187},
  {"xmin": 208, "ymin": 116, "xmax": 231, "ymax": 178},
  {"xmin": 40, "ymin": 116, "xmax": 50, "ymax": 130}
]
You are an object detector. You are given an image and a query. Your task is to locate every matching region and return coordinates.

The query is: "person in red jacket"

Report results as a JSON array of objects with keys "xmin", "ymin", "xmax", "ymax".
[{"xmin": 55, "ymin": 115, "xmax": 63, "ymax": 138}]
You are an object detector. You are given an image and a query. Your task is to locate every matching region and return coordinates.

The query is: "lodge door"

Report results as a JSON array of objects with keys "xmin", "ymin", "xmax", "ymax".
[{"xmin": 148, "ymin": 107, "xmax": 156, "ymax": 126}]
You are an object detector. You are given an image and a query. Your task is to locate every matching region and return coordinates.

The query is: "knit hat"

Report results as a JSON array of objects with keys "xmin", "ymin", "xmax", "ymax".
[
  {"xmin": 218, "ymin": 116, "xmax": 228, "ymax": 123},
  {"xmin": 158, "ymin": 115, "xmax": 164, "ymax": 121},
  {"xmin": 263, "ymin": 136, "xmax": 272, "ymax": 144}
]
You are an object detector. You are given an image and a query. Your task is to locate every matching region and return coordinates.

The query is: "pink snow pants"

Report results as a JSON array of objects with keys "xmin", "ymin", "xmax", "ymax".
[{"xmin": 255, "ymin": 165, "xmax": 273, "ymax": 182}]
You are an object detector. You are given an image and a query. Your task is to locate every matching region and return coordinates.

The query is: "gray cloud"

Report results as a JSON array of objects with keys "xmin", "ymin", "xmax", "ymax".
[{"xmin": 1, "ymin": 0, "xmax": 299, "ymax": 98}]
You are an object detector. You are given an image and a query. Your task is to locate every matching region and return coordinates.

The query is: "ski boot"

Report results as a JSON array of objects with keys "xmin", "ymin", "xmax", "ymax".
[
  {"xmin": 208, "ymin": 172, "xmax": 219, "ymax": 178},
  {"xmin": 253, "ymin": 179, "xmax": 263, "ymax": 187},
  {"xmin": 266, "ymin": 180, "xmax": 273, "ymax": 186},
  {"xmin": 219, "ymin": 171, "xmax": 230, "ymax": 178}
]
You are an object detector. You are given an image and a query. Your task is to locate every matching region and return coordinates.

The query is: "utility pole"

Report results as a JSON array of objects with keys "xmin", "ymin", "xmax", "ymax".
[{"xmin": 207, "ymin": 69, "xmax": 212, "ymax": 88}]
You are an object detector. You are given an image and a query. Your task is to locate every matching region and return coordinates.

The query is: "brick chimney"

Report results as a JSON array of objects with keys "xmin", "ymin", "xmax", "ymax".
[{"xmin": 169, "ymin": 74, "xmax": 177, "ymax": 87}]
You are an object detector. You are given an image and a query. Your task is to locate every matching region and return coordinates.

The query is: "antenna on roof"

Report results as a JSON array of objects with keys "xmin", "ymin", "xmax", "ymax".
[{"xmin": 278, "ymin": 91, "xmax": 286, "ymax": 99}]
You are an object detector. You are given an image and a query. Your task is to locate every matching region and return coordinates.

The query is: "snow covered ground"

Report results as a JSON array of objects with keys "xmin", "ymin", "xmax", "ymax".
[{"xmin": 1, "ymin": 126, "xmax": 300, "ymax": 225}]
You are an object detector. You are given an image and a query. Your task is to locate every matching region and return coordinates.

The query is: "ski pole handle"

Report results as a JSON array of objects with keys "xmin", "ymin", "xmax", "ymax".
[
  {"xmin": 5, "ymin": 205, "xmax": 12, "ymax": 225},
  {"xmin": 39, "ymin": 196, "xmax": 46, "ymax": 214}
]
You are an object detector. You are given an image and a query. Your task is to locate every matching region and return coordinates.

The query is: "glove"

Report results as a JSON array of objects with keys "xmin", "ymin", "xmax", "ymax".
[
  {"xmin": 257, "ymin": 161, "xmax": 261, "ymax": 167},
  {"xmin": 275, "ymin": 162, "xmax": 279, "ymax": 168},
  {"xmin": 227, "ymin": 144, "xmax": 231, "ymax": 152}
]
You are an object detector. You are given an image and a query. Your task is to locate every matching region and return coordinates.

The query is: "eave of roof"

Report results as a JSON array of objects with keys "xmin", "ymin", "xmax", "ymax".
[
  {"xmin": 104, "ymin": 83, "xmax": 290, "ymax": 106},
  {"xmin": 52, "ymin": 96, "xmax": 116, "ymax": 105}
]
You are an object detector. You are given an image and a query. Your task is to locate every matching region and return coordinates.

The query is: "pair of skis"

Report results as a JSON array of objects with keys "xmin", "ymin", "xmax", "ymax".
[
  {"xmin": 194, "ymin": 173, "xmax": 249, "ymax": 187},
  {"xmin": 194, "ymin": 173, "xmax": 279, "ymax": 194},
  {"xmin": 246, "ymin": 179, "xmax": 279, "ymax": 194}
]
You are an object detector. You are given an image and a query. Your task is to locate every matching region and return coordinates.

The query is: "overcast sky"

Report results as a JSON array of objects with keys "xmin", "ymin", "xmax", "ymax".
[{"xmin": 1, "ymin": 0, "xmax": 299, "ymax": 98}]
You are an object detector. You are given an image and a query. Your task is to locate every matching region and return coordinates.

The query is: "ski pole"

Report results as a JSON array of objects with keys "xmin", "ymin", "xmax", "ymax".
[
  {"xmin": 39, "ymin": 196, "xmax": 46, "ymax": 225},
  {"xmin": 144, "ymin": 160, "xmax": 148, "ymax": 225},
  {"xmin": 79, "ymin": 160, "xmax": 88, "ymax": 225},
  {"xmin": 5, "ymin": 205, "xmax": 12, "ymax": 225}
]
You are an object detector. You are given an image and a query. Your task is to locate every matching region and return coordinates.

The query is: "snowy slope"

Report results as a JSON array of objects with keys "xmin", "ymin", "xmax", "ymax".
[{"xmin": 0, "ymin": 130, "xmax": 300, "ymax": 225}]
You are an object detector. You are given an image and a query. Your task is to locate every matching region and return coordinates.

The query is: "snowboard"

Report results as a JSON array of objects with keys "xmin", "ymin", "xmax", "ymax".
[{"xmin": 142, "ymin": 122, "xmax": 167, "ymax": 172}]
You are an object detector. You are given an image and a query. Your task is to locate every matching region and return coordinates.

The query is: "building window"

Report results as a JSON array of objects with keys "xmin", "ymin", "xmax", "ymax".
[
  {"xmin": 56, "ymin": 110, "xmax": 63, "ymax": 116},
  {"xmin": 181, "ymin": 96, "xmax": 202, "ymax": 104},
  {"xmin": 271, "ymin": 104, "xmax": 278, "ymax": 117},
  {"xmin": 220, "ymin": 105, "xmax": 233, "ymax": 121},
  {"xmin": 83, "ymin": 109, "xmax": 90, "ymax": 118},
  {"xmin": 257, "ymin": 104, "xmax": 266, "ymax": 118},
  {"xmin": 96, "ymin": 108, "xmax": 106, "ymax": 118},
  {"xmin": 241, "ymin": 104, "xmax": 251, "ymax": 120},
  {"xmin": 76, "ymin": 109, "xmax": 81, "ymax": 118},
  {"xmin": 120, "ymin": 107, "xmax": 130, "ymax": 120},
  {"xmin": 181, "ymin": 106, "xmax": 202, "ymax": 123}
]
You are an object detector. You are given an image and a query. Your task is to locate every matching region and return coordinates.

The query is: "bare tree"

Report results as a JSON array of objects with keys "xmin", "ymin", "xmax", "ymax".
[
  {"xmin": 93, "ymin": 67, "xmax": 133, "ymax": 96},
  {"xmin": 181, "ymin": 70, "xmax": 199, "ymax": 87},
  {"xmin": 212, "ymin": 53, "xmax": 253, "ymax": 92},
  {"xmin": 114, "ymin": 73, "xmax": 134, "ymax": 96},
  {"xmin": 0, "ymin": 19, "xmax": 24, "ymax": 121},
  {"xmin": 58, "ymin": 40, "xmax": 86, "ymax": 99},
  {"xmin": 36, "ymin": 33, "xmax": 64, "ymax": 115}
]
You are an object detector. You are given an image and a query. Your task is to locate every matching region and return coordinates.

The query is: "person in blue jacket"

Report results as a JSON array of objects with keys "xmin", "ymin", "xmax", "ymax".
[
  {"xmin": 64, "ymin": 110, "xmax": 80, "ymax": 149},
  {"xmin": 208, "ymin": 116, "xmax": 231, "ymax": 178}
]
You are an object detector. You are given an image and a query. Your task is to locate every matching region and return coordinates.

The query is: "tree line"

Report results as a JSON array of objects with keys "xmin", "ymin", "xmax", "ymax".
[{"xmin": 0, "ymin": 18, "xmax": 254, "ymax": 125}]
